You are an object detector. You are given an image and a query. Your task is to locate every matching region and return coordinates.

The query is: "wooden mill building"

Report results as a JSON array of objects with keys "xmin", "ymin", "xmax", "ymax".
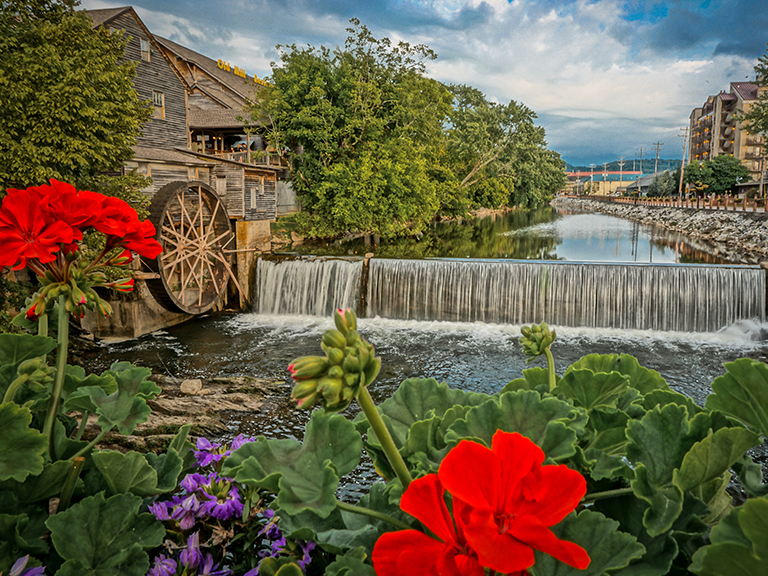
[{"xmin": 86, "ymin": 6, "xmax": 289, "ymax": 221}]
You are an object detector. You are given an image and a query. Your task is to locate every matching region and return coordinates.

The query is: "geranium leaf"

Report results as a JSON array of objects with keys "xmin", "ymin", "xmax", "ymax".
[
  {"xmin": 221, "ymin": 410, "xmax": 361, "ymax": 518},
  {"xmin": 554, "ymin": 369, "xmax": 630, "ymax": 412},
  {"xmin": 705, "ymin": 358, "xmax": 768, "ymax": 437},
  {"xmin": 0, "ymin": 460, "xmax": 72, "ymax": 504},
  {"xmin": 732, "ymin": 454, "xmax": 768, "ymax": 498},
  {"xmin": 0, "ymin": 334, "xmax": 57, "ymax": 367},
  {"xmin": 144, "ymin": 448, "xmax": 183, "ymax": 493},
  {"xmin": 46, "ymin": 492, "xmax": 164, "ymax": 576},
  {"xmin": 51, "ymin": 418, "xmax": 88, "ymax": 461},
  {"xmin": 0, "ymin": 403, "xmax": 47, "ymax": 482},
  {"xmin": 673, "ymin": 427, "xmax": 760, "ymax": 493},
  {"xmin": 445, "ymin": 390, "xmax": 587, "ymax": 459},
  {"xmin": 92, "ymin": 451, "xmax": 159, "ymax": 497},
  {"xmin": 325, "ymin": 547, "xmax": 377, "ymax": 576},
  {"xmin": 355, "ymin": 378, "xmax": 488, "ymax": 448},
  {"xmin": 62, "ymin": 366, "xmax": 117, "ymax": 404},
  {"xmin": 104, "ymin": 361, "xmax": 161, "ymax": 400},
  {"xmin": 66, "ymin": 384, "xmax": 151, "ymax": 436},
  {"xmin": 529, "ymin": 509, "xmax": 645, "ymax": 576},
  {"xmin": 256, "ymin": 558, "xmax": 305, "ymax": 576},
  {"xmin": 565, "ymin": 354, "xmax": 669, "ymax": 395},
  {"xmin": 690, "ymin": 497, "xmax": 768, "ymax": 575},
  {"xmin": 502, "ymin": 367, "xmax": 555, "ymax": 394},
  {"xmin": 583, "ymin": 409, "xmax": 630, "ymax": 454},
  {"xmin": 643, "ymin": 390, "xmax": 702, "ymax": 418}
]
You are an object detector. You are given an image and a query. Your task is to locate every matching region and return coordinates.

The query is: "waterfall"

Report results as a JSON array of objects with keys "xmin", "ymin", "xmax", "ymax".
[
  {"xmin": 254, "ymin": 257, "xmax": 363, "ymax": 316},
  {"xmin": 366, "ymin": 259, "xmax": 766, "ymax": 333},
  {"xmin": 255, "ymin": 257, "xmax": 766, "ymax": 332}
]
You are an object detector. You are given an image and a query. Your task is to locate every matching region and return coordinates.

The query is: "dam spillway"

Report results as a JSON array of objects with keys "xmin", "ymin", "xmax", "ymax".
[{"xmin": 255, "ymin": 257, "xmax": 766, "ymax": 333}]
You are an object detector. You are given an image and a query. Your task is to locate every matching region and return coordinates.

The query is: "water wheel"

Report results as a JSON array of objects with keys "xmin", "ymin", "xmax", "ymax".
[{"xmin": 143, "ymin": 180, "xmax": 237, "ymax": 314}]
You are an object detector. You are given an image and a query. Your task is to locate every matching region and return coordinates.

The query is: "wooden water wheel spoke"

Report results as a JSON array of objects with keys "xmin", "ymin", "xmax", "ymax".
[{"xmin": 143, "ymin": 181, "xmax": 235, "ymax": 314}]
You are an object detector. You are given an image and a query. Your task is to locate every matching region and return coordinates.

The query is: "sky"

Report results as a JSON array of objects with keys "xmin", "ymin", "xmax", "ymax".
[{"xmin": 79, "ymin": 0, "xmax": 767, "ymax": 168}]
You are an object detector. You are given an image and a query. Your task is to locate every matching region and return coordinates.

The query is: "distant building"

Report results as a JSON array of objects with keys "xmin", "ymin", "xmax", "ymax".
[
  {"xmin": 565, "ymin": 171, "xmax": 642, "ymax": 195},
  {"xmin": 688, "ymin": 82, "xmax": 766, "ymax": 188}
]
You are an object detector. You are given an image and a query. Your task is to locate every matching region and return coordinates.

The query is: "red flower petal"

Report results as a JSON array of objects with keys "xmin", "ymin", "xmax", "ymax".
[
  {"xmin": 400, "ymin": 474, "xmax": 457, "ymax": 547},
  {"xmin": 463, "ymin": 505, "xmax": 536, "ymax": 573},
  {"xmin": 518, "ymin": 464, "xmax": 586, "ymax": 526},
  {"xmin": 438, "ymin": 439, "xmax": 499, "ymax": 511},
  {"xmin": 372, "ymin": 529, "xmax": 451, "ymax": 576},
  {"xmin": 511, "ymin": 514, "xmax": 590, "ymax": 569}
]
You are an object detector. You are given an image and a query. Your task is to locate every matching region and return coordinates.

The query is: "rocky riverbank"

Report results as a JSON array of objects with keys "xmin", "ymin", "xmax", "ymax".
[{"xmin": 551, "ymin": 196, "xmax": 768, "ymax": 264}]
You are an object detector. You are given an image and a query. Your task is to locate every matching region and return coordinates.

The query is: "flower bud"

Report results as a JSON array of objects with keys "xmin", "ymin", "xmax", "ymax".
[
  {"xmin": 327, "ymin": 365, "xmax": 344, "ymax": 379},
  {"xmin": 292, "ymin": 378, "xmax": 320, "ymax": 400},
  {"xmin": 318, "ymin": 376, "xmax": 343, "ymax": 403},
  {"xmin": 334, "ymin": 308, "xmax": 357, "ymax": 334},
  {"xmin": 108, "ymin": 249, "xmax": 133, "ymax": 267},
  {"xmin": 288, "ymin": 356, "xmax": 329, "ymax": 380},
  {"xmin": 110, "ymin": 278, "xmax": 135, "ymax": 292},
  {"xmin": 322, "ymin": 329, "xmax": 347, "ymax": 350},
  {"xmin": 327, "ymin": 347, "xmax": 344, "ymax": 365}
]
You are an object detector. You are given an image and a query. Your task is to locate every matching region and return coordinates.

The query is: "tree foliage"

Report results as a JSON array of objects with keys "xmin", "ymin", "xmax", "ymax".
[
  {"xmin": 254, "ymin": 20, "xmax": 565, "ymax": 238},
  {"xmin": 684, "ymin": 155, "xmax": 751, "ymax": 195},
  {"xmin": 738, "ymin": 43, "xmax": 768, "ymax": 139},
  {"xmin": 0, "ymin": 0, "xmax": 150, "ymax": 210}
]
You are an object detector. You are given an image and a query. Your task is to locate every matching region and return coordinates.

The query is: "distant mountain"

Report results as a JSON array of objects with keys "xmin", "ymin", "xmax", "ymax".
[{"xmin": 566, "ymin": 159, "xmax": 682, "ymax": 173}]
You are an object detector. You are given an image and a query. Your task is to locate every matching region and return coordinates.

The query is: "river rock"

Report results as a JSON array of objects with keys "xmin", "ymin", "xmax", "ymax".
[
  {"xmin": 180, "ymin": 378, "xmax": 202, "ymax": 395},
  {"xmin": 76, "ymin": 374, "xmax": 284, "ymax": 453}
]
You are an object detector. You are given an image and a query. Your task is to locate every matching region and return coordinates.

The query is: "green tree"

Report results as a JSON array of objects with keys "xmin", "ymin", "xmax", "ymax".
[
  {"xmin": 256, "ymin": 20, "xmax": 452, "ymax": 238},
  {"xmin": 738, "ymin": 43, "xmax": 768, "ymax": 139},
  {"xmin": 0, "ymin": 0, "xmax": 150, "ymax": 209},
  {"xmin": 685, "ymin": 156, "xmax": 750, "ymax": 196},
  {"xmin": 647, "ymin": 170, "xmax": 676, "ymax": 197}
]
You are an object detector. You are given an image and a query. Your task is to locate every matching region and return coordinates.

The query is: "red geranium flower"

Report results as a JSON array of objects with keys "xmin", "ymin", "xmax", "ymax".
[
  {"xmin": 372, "ymin": 473, "xmax": 484, "ymax": 576},
  {"xmin": 439, "ymin": 431, "xmax": 590, "ymax": 575},
  {"xmin": 0, "ymin": 187, "xmax": 74, "ymax": 269},
  {"xmin": 36, "ymin": 179, "xmax": 105, "ymax": 240}
]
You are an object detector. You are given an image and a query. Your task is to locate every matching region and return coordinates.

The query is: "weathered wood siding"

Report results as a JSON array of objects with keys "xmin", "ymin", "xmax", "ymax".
[
  {"xmin": 244, "ymin": 171, "xmax": 277, "ymax": 221},
  {"xmin": 212, "ymin": 164, "xmax": 245, "ymax": 218},
  {"xmin": 112, "ymin": 12, "xmax": 188, "ymax": 149}
]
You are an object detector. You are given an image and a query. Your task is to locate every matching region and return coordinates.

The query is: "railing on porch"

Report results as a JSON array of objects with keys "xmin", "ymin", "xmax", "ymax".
[{"xmin": 206, "ymin": 150, "xmax": 289, "ymax": 168}]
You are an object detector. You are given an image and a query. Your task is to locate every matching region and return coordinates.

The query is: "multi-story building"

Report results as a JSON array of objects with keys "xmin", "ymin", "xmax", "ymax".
[{"xmin": 688, "ymin": 82, "xmax": 765, "ymax": 186}]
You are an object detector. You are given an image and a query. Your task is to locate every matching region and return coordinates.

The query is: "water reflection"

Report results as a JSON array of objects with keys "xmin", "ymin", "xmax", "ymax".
[{"xmin": 294, "ymin": 207, "xmax": 738, "ymax": 264}]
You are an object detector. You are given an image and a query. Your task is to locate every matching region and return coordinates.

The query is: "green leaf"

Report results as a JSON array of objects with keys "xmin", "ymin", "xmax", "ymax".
[
  {"xmin": 502, "ymin": 367, "xmax": 555, "ymax": 394},
  {"xmin": 690, "ymin": 497, "xmax": 768, "ymax": 575},
  {"xmin": 46, "ymin": 492, "xmax": 164, "ymax": 576},
  {"xmin": 554, "ymin": 369, "xmax": 630, "ymax": 412},
  {"xmin": 104, "ymin": 361, "xmax": 161, "ymax": 400},
  {"xmin": 355, "ymin": 378, "xmax": 488, "ymax": 448},
  {"xmin": 62, "ymin": 365, "xmax": 117, "ymax": 404},
  {"xmin": 0, "ymin": 403, "xmax": 47, "ymax": 482},
  {"xmin": 144, "ymin": 449, "xmax": 183, "ymax": 493},
  {"xmin": 51, "ymin": 418, "xmax": 89, "ymax": 461},
  {"xmin": 92, "ymin": 451, "xmax": 159, "ymax": 497},
  {"xmin": 643, "ymin": 390, "xmax": 703, "ymax": 418},
  {"xmin": 565, "ymin": 354, "xmax": 670, "ymax": 395},
  {"xmin": 221, "ymin": 410, "xmax": 362, "ymax": 518},
  {"xmin": 0, "ymin": 334, "xmax": 57, "ymax": 367},
  {"xmin": 582, "ymin": 409, "xmax": 630, "ymax": 454},
  {"xmin": 66, "ymin": 379, "xmax": 151, "ymax": 436},
  {"xmin": 626, "ymin": 405, "xmax": 713, "ymax": 536},
  {"xmin": 706, "ymin": 358, "xmax": 768, "ymax": 437},
  {"xmin": 529, "ymin": 509, "xmax": 645, "ymax": 576},
  {"xmin": 732, "ymin": 454, "xmax": 768, "ymax": 498},
  {"xmin": 325, "ymin": 547, "xmax": 377, "ymax": 576},
  {"xmin": 445, "ymin": 390, "xmax": 587, "ymax": 460},
  {"xmin": 673, "ymin": 427, "xmax": 760, "ymax": 493},
  {"xmin": 255, "ymin": 557, "xmax": 305, "ymax": 576},
  {"xmin": 0, "ymin": 460, "xmax": 73, "ymax": 504}
]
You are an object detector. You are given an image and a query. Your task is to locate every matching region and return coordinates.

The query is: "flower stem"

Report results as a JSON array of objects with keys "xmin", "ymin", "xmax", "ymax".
[
  {"xmin": 42, "ymin": 295, "xmax": 69, "ymax": 447},
  {"xmin": 581, "ymin": 487, "xmax": 635, "ymax": 504},
  {"xmin": 72, "ymin": 426, "xmax": 113, "ymax": 460},
  {"xmin": 334, "ymin": 498, "xmax": 412, "ymax": 530},
  {"xmin": 57, "ymin": 457, "xmax": 85, "ymax": 513},
  {"xmin": 2, "ymin": 375, "xmax": 28, "ymax": 405},
  {"xmin": 74, "ymin": 410, "xmax": 90, "ymax": 441},
  {"xmin": 37, "ymin": 313, "xmax": 48, "ymax": 338},
  {"xmin": 544, "ymin": 347, "xmax": 556, "ymax": 391},
  {"xmin": 357, "ymin": 387, "xmax": 412, "ymax": 489}
]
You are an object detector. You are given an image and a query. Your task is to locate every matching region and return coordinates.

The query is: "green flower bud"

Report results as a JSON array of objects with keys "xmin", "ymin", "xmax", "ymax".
[
  {"xmin": 327, "ymin": 347, "xmax": 344, "ymax": 365},
  {"xmin": 327, "ymin": 365, "xmax": 344, "ymax": 379},
  {"xmin": 289, "ymin": 356, "xmax": 329, "ymax": 379},
  {"xmin": 318, "ymin": 376, "xmax": 343, "ymax": 403},
  {"xmin": 345, "ymin": 330, "xmax": 361, "ymax": 346},
  {"xmin": 334, "ymin": 308, "xmax": 357, "ymax": 334},
  {"xmin": 322, "ymin": 329, "xmax": 347, "ymax": 350}
]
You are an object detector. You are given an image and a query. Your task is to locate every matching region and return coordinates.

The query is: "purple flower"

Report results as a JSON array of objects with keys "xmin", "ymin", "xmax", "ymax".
[
  {"xmin": 243, "ymin": 569, "xmax": 259, "ymax": 576},
  {"xmin": 194, "ymin": 438, "xmax": 223, "ymax": 467},
  {"xmin": 148, "ymin": 498, "xmax": 178, "ymax": 521},
  {"xmin": 206, "ymin": 485, "xmax": 244, "ymax": 521},
  {"xmin": 172, "ymin": 494, "xmax": 205, "ymax": 530},
  {"xmin": 181, "ymin": 472, "xmax": 211, "ymax": 493},
  {"xmin": 229, "ymin": 434, "xmax": 256, "ymax": 451},
  {"xmin": 199, "ymin": 553, "xmax": 231, "ymax": 576},
  {"xmin": 179, "ymin": 532, "xmax": 203, "ymax": 570},
  {"xmin": 298, "ymin": 540, "xmax": 316, "ymax": 569},
  {"xmin": 146, "ymin": 554, "xmax": 177, "ymax": 576},
  {"xmin": 10, "ymin": 556, "xmax": 46, "ymax": 576}
]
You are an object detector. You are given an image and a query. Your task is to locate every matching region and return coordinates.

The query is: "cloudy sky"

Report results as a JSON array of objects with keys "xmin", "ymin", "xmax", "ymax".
[{"xmin": 80, "ymin": 0, "xmax": 767, "ymax": 167}]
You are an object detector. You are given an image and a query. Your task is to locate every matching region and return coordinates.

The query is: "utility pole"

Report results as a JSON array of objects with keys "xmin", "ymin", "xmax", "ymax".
[
  {"xmin": 618, "ymin": 156, "xmax": 625, "ymax": 195},
  {"xmin": 678, "ymin": 127, "xmax": 689, "ymax": 199},
  {"xmin": 636, "ymin": 148, "xmax": 646, "ymax": 194},
  {"xmin": 589, "ymin": 164, "xmax": 595, "ymax": 194},
  {"xmin": 652, "ymin": 141, "xmax": 664, "ymax": 178},
  {"xmin": 603, "ymin": 162, "xmax": 608, "ymax": 195}
]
